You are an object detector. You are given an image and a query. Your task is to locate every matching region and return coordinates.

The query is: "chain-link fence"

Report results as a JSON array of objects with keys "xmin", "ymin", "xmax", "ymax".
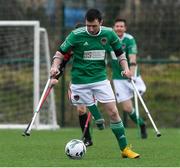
[{"xmin": 0, "ymin": 0, "xmax": 180, "ymax": 127}]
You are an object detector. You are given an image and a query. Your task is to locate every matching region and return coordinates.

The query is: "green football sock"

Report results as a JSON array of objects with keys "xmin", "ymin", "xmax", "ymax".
[
  {"xmin": 129, "ymin": 108, "xmax": 144, "ymax": 126},
  {"xmin": 87, "ymin": 104, "xmax": 102, "ymax": 121},
  {"xmin": 110, "ymin": 121, "xmax": 127, "ymax": 151}
]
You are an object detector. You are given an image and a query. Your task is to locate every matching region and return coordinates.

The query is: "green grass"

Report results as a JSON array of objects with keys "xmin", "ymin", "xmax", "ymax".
[{"xmin": 0, "ymin": 128, "xmax": 180, "ymax": 167}]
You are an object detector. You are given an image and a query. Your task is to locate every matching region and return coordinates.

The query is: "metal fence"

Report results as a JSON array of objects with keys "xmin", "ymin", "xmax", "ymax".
[
  {"xmin": 0, "ymin": 0, "xmax": 180, "ymax": 127},
  {"xmin": 1, "ymin": 0, "xmax": 180, "ymax": 58}
]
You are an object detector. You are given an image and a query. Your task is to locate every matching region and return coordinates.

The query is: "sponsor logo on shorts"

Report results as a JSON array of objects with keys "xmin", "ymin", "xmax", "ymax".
[{"xmin": 74, "ymin": 95, "xmax": 80, "ymax": 101}]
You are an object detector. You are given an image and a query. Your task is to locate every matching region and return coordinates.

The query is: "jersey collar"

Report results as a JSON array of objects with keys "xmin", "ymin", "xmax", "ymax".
[
  {"xmin": 86, "ymin": 26, "xmax": 102, "ymax": 36},
  {"xmin": 119, "ymin": 33, "xmax": 126, "ymax": 41}
]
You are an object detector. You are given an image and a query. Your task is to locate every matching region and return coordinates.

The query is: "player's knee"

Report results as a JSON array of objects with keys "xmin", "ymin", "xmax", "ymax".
[
  {"xmin": 109, "ymin": 108, "xmax": 120, "ymax": 121},
  {"xmin": 122, "ymin": 104, "xmax": 132, "ymax": 113},
  {"xmin": 123, "ymin": 107, "xmax": 132, "ymax": 113}
]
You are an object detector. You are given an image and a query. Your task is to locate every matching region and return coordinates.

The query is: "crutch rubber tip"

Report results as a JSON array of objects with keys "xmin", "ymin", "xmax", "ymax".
[
  {"xmin": 22, "ymin": 132, "xmax": 30, "ymax": 137},
  {"xmin": 157, "ymin": 133, "xmax": 161, "ymax": 137}
]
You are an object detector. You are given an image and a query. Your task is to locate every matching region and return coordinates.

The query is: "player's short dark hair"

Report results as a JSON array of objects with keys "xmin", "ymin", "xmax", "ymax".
[
  {"xmin": 114, "ymin": 18, "xmax": 127, "ymax": 26},
  {"xmin": 75, "ymin": 22, "xmax": 85, "ymax": 29},
  {"xmin": 85, "ymin": 8, "xmax": 102, "ymax": 22}
]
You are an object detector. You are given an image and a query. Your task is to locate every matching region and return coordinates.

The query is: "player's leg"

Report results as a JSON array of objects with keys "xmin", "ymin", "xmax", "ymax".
[
  {"xmin": 113, "ymin": 79, "xmax": 147, "ymax": 139},
  {"xmin": 87, "ymin": 104, "xmax": 105, "ymax": 130},
  {"xmin": 121, "ymin": 100, "xmax": 147, "ymax": 139},
  {"xmin": 132, "ymin": 76, "xmax": 147, "ymax": 138},
  {"xmin": 113, "ymin": 79, "xmax": 130, "ymax": 127},
  {"xmin": 68, "ymin": 83, "xmax": 92, "ymax": 147},
  {"xmin": 77, "ymin": 105, "xmax": 93, "ymax": 147},
  {"xmin": 103, "ymin": 101, "xmax": 140, "ymax": 158},
  {"xmin": 94, "ymin": 80, "xmax": 140, "ymax": 158},
  {"xmin": 70, "ymin": 83, "xmax": 104, "ymax": 136}
]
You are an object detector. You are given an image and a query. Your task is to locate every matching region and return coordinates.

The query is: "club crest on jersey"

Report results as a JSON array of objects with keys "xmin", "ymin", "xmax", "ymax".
[
  {"xmin": 122, "ymin": 44, "xmax": 126, "ymax": 49},
  {"xmin": 74, "ymin": 95, "xmax": 80, "ymax": 101},
  {"xmin": 101, "ymin": 37, "xmax": 107, "ymax": 45}
]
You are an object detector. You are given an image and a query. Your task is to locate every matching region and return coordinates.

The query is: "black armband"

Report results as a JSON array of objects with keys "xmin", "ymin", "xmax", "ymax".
[
  {"xmin": 129, "ymin": 62, "xmax": 137, "ymax": 66},
  {"xmin": 116, "ymin": 53, "xmax": 127, "ymax": 63},
  {"xmin": 114, "ymin": 48, "xmax": 124, "ymax": 57},
  {"xmin": 114, "ymin": 49, "xmax": 127, "ymax": 63}
]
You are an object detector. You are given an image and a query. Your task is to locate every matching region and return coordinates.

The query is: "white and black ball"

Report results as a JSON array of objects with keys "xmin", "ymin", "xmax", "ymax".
[{"xmin": 65, "ymin": 139, "xmax": 86, "ymax": 159}]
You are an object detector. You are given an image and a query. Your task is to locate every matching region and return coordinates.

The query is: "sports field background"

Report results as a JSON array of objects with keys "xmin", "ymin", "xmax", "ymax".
[
  {"xmin": 0, "ymin": 128, "xmax": 180, "ymax": 167},
  {"xmin": 0, "ymin": 0, "xmax": 180, "ymax": 128},
  {"xmin": 0, "ymin": 1, "xmax": 180, "ymax": 167}
]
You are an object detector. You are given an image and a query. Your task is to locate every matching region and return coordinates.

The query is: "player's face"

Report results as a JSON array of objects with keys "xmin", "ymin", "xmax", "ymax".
[
  {"xmin": 114, "ymin": 21, "xmax": 126, "ymax": 37},
  {"xmin": 86, "ymin": 19, "xmax": 102, "ymax": 35}
]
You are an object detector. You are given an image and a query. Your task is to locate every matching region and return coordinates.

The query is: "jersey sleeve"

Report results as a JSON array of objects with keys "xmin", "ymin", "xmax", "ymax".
[
  {"xmin": 110, "ymin": 30, "xmax": 122, "ymax": 51},
  {"xmin": 128, "ymin": 37, "xmax": 138, "ymax": 55},
  {"xmin": 58, "ymin": 32, "xmax": 76, "ymax": 54}
]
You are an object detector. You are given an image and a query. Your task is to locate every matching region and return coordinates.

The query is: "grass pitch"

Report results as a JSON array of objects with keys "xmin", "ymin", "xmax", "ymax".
[{"xmin": 0, "ymin": 128, "xmax": 179, "ymax": 167}]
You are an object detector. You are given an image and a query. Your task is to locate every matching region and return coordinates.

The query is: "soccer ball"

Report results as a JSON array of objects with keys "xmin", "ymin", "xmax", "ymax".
[{"xmin": 65, "ymin": 139, "xmax": 86, "ymax": 159}]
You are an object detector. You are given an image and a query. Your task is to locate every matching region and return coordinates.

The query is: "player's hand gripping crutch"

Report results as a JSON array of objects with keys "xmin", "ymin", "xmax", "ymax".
[{"xmin": 130, "ymin": 78, "xmax": 161, "ymax": 137}]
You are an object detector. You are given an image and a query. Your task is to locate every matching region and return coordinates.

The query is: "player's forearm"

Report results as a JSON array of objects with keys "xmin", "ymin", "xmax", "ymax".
[
  {"xmin": 50, "ymin": 51, "xmax": 64, "ymax": 78},
  {"xmin": 129, "ymin": 54, "xmax": 137, "ymax": 76},
  {"xmin": 118, "ymin": 53, "xmax": 132, "ymax": 78},
  {"xmin": 115, "ymin": 52, "xmax": 128, "ymax": 71},
  {"xmin": 130, "ymin": 65, "xmax": 136, "ymax": 77},
  {"xmin": 120, "ymin": 59, "xmax": 129, "ymax": 71},
  {"xmin": 52, "ymin": 51, "xmax": 64, "ymax": 68},
  {"xmin": 114, "ymin": 49, "xmax": 132, "ymax": 78}
]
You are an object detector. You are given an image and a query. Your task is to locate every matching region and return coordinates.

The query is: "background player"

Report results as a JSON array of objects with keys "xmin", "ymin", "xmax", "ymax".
[{"xmin": 111, "ymin": 18, "xmax": 147, "ymax": 138}]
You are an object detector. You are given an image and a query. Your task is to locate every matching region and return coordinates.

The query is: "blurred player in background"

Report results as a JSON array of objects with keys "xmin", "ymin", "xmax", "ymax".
[
  {"xmin": 111, "ymin": 18, "xmax": 147, "ymax": 138},
  {"xmin": 50, "ymin": 8, "xmax": 140, "ymax": 159}
]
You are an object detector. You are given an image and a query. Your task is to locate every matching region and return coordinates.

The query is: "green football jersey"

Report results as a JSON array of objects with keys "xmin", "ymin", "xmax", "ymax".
[
  {"xmin": 58, "ymin": 26, "xmax": 122, "ymax": 84},
  {"xmin": 111, "ymin": 33, "xmax": 139, "ymax": 79}
]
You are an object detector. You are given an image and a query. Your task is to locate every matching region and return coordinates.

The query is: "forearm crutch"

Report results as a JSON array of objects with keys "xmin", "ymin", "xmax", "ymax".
[{"xmin": 131, "ymin": 79, "xmax": 161, "ymax": 137}]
